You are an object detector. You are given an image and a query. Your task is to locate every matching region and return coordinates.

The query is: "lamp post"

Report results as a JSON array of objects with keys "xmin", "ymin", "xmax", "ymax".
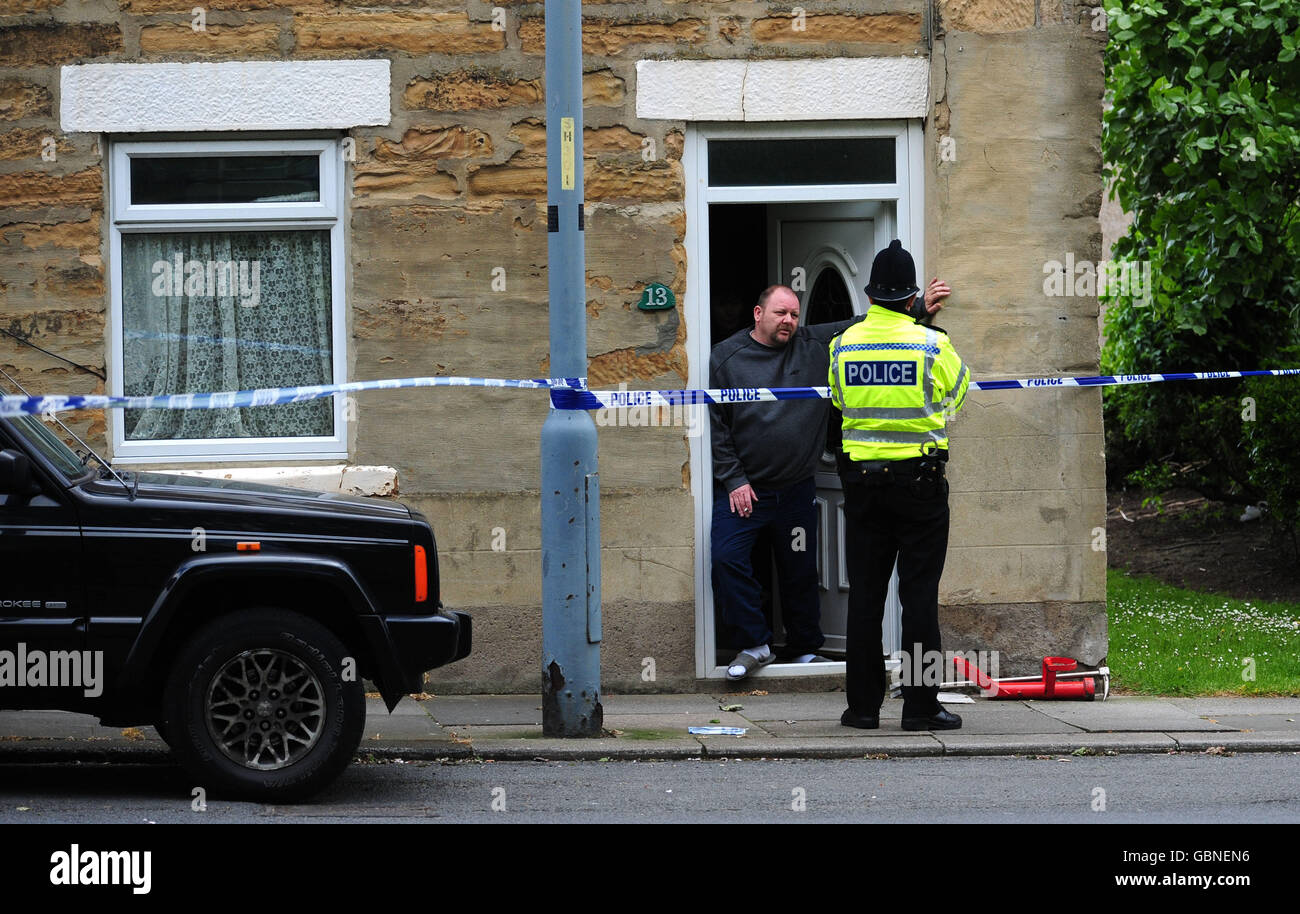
[{"xmin": 540, "ymin": 0, "xmax": 602, "ymax": 737}]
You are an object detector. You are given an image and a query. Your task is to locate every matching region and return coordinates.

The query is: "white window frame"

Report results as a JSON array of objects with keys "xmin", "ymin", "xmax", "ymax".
[
  {"xmin": 108, "ymin": 137, "xmax": 348, "ymax": 463},
  {"xmin": 685, "ymin": 119, "xmax": 925, "ymax": 680}
]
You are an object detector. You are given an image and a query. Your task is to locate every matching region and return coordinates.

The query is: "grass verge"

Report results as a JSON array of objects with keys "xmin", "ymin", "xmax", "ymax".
[{"xmin": 1108, "ymin": 568, "xmax": 1300, "ymax": 695}]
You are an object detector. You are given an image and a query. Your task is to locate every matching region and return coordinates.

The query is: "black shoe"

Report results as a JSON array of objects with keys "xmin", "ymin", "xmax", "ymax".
[
  {"xmin": 840, "ymin": 709, "xmax": 880, "ymax": 730},
  {"xmin": 901, "ymin": 708, "xmax": 962, "ymax": 731}
]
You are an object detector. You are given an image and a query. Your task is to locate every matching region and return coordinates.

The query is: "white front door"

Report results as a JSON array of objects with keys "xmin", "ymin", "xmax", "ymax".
[{"xmin": 768, "ymin": 202, "xmax": 904, "ymax": 656}]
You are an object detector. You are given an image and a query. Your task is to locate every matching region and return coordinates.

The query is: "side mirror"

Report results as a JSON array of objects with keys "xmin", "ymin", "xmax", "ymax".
[{"xmin": 0, "ymin": 449, "xmax": 41, "ymax": 496}]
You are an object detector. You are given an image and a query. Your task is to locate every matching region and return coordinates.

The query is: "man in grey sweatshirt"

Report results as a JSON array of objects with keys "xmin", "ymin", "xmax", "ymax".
[{"xmin": 710, "ymin": 282, "xmax": 947, "ymax": 679}]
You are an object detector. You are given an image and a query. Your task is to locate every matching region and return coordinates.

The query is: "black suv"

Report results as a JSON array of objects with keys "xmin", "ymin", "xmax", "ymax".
[{"xmin": 0, "ymin": 399, "xmax": 470, "ymax": 801}]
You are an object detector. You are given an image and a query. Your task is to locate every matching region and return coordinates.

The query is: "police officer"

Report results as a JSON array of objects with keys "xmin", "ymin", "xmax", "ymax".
[{"xmin": 829, "ymin": 240, "xmax": 970, "ymax": 731}]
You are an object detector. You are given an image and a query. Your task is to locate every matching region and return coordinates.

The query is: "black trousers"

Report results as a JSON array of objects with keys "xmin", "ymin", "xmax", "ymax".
[{"xmin": 841, "ymin": 462, "xmax": 950, "ymax": 717}]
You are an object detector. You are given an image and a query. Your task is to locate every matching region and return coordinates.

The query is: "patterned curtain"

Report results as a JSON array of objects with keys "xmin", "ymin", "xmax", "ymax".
[{"xmin": 120, "ymin": 230, "xmax": 333, "ymax": 440}]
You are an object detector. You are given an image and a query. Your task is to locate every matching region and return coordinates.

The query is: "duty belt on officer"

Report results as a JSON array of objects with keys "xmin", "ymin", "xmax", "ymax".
[{"xmin": 847, "ymin": 452, "xmax": 948, "ymax": 477}]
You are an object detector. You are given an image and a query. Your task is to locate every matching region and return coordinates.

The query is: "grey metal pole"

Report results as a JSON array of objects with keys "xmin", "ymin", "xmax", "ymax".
[{"xmin": 540, "ymin": 0, "xmax": 602, "ymax": 736}]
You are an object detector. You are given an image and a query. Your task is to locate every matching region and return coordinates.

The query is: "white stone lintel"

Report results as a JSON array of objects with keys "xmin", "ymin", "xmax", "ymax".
[
  {"xmin": 61, "ymin": 60, "xmax": 391, "ymax": 133},
  {"xmin": 636, "ymin": 57, "xmax": 929, "ymax": 122}
]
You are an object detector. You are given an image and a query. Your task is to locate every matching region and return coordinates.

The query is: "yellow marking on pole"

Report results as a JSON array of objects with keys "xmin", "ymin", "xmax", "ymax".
[{"xmin": 561, "ymin": 117, "xmax": 575, "ymax": 190}]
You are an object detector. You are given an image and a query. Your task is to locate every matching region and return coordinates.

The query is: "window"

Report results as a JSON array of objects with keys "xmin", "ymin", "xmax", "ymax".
[
  {"xmin": 109, "ymin": 138, "xmax": 347, "ymax": 462},
  {"xmin": 707, "ymin": 137, "xmax": 896, "ymax": 187}
]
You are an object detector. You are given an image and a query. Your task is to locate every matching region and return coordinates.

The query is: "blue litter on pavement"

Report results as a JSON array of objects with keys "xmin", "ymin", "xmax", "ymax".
[{"xmin": 689, "ymin": 726, "xmax": 748, "ymax": 736}]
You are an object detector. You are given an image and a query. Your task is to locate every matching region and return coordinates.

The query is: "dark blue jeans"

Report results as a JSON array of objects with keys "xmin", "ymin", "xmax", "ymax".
[{"xmin": 711, "ymin": 477, "xmax": 824, "ymax": 654}]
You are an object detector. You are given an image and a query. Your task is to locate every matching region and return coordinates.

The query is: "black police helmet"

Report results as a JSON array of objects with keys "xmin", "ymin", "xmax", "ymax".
[{"xmin": 863, "ymin": 239, "xmax": 920, "ymax": 303}]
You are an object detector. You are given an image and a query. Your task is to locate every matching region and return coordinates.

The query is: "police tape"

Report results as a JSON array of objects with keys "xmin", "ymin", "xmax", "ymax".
[
  {"xmin": 0, "ymin": 375, "xmax": 584, "ymax": 418},
  {"xmin": 2, "ymin": 369, "xmax": 1298, "ymax": 418},
  {"xmin": 550, "ymin": 369, "xmax": 1300, "ymax": 410}
]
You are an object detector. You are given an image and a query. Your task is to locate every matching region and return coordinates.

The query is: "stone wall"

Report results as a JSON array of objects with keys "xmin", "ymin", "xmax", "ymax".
[
  {"xmin": 0, "ymin": 0, "xmax": 1106, "ymax": 689},
  {"xmin": 930, "ymin": 1, "xmax": 1108, "ymax": 673}
]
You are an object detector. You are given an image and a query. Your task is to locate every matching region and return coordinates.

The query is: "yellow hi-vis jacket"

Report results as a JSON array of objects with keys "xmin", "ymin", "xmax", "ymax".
[{"xmin": 828, "ymin": 305, "xmax": 970, "ymax": 462}]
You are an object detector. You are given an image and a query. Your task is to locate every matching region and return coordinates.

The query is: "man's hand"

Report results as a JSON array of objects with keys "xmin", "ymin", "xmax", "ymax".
[
  {"xmin": 729, "ymin": 484, "xmax": 758, "ymax": 517},
  {"xmin": 922, "ymin": 278, "xmax": 951, "ymax": 315}
]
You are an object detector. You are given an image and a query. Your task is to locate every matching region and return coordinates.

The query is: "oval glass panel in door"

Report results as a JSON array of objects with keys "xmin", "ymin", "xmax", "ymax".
[{"xmin": 806, "ymin": 266, "xmax": 852, "ymax": 463}]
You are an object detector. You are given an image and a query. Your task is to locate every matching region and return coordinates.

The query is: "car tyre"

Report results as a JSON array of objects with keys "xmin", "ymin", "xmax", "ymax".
[{"xmin": 162, "ymin": 608, "xmax": 364, "ymax": 802}]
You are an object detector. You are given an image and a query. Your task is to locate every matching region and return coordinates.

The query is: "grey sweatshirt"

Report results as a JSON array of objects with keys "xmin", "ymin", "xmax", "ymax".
[{"xmin": 709, "ymin": 317, "xmax": 862, "ymax": 492}]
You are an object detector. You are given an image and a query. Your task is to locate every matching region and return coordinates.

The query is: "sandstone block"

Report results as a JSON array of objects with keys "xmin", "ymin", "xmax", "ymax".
[
  {"xmin": 584, "ymin": 204, "xmax": 680, "ymax": 298},
  {"xmin": 942, "ymin": 542, "xmax": 1093, "ymax": 605},
  {"xmin": 664, "ymin": 130, "xmax": 684, "ymax": 161},
  {"xmin": 941, "ymin": 0, "xmax": 1038, "ymax": 33},
  {"xmin": 351, "ymin": 298, "xmax": 451, "ymax": 343},
  {"xmin": 467, "ymin": 157, "xmax": 683, "ymax": 202},
  {"xmin": 0, "ymin": 24, "xmax": 122, "ymax": 67},
  {"xmin": 403, "ymin": 68, "xmax": 624, "ymax": 111},
  {"xmin": 582, "ymin": 69, "xmax": 627, "ymax": 107},
  {"xmin": 465, "ymin": 162, "xmax": 546, "ymax": 198},
  {"xmin": 40, "ymin": 261, "xmax": 104, "ymax": 300},
  {"xmin": 404, "ymin": 71, "xmax": 541, "ymax": 112},
  {"xmin": 948, "ymin": 432, "xmax": 1105, "ymax": 497},
  {"xmin": 0, "ymin": 0, "xmax": 59, "ymax": 13},
  {"xmin": 119, "ymin": 0, "xmax": 281, "ymax": 10},
  {"xmin": 587, "ymin": 161, "xmax": 683, "ymax": 203},
  {"xmin": 594, "ymin": 414, "xmax": 694, "ymax": 490},
  {"xmin": 140, "ymin": 22, "xmax": 281, "ymax": 55},
  {"xmin": 295, "ymin": 11, "xmax": 504, "ymax": 54},
  {"xmin": 940, "ymin": 601, "xmax": 1108, "ymax": 671},
  {"xmin": 0, "ymin": 218, "xmax": 100, "ymax": 258},
  {"xmin": 603, "ymin": 545, "xmax": 694, "ymax": 603},
  {"xmin": 949, "ymin": 488, "xmax": 1105, "ymax": 548},
  {"xmin": 350, "ymin": 202, "xmax": 547, "ymax": 304},
  {"xmin": 0, "ymin": 168, "xmax": 102, "ymax": 210},
  {"xmin": 750, "ymin": 13, "xmax": 922, "ymax": 44},
  {"xmin": 519, "ymin": 17, "xmax": 706, "ymax": 56},
  {"xmin": 1040, "ymin": 0, "xmax": 1066, "ymax": 24},
  {"xmin": 351, "ymin": 379, "xmax": 548, "ymax": 493},
  {"xmin": 373, "ymin": 126, "xmax": 493, "ymax": 163},
  {"xmin": 0, "ymin": 79, "xmax": 52, "ymax": 121},
  {"xmin": 352, "ymin": 167, "xmax": 459, "ymax": 204},
  {"xmin": 505, "ymin": 117, "xmax": 546, "ymax": 163},
  {"xmin": 425, "ymin": 598, "xmax": 697, "ymax": 693},
  {"xmin": 0, "ymin": 309, "xmax": 105, "ymax": 357},
  {"xmin": 0, "ymin": 128, "xmax": 73, "ymax": 163},
  {"xmin": 506, "ymin": 118, "xmax": 646, "ymax": 163}
]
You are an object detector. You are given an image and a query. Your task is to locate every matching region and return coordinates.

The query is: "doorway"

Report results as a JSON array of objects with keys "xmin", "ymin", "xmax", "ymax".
[{"xmin": 686, "ymin": 121, "xmax": 924, "ymax": 679}]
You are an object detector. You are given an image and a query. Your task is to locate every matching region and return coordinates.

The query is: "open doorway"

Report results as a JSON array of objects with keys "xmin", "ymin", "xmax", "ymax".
[
  {"xmin": 685, "ymin": 120, "xmax": 924, "ymax": 680},
  {"xmin": 707, "ymin": 200, "xmax": 905, "ymax": 666}
]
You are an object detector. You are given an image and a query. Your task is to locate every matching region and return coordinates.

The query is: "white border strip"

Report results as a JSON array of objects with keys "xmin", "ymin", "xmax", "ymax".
[
  {"xmin": 61, "ymin": 60, "xmax": 391, "ymax": 133},
  {"xmin": 636, "ymin": 57, "xmax": 930, "ymax": 121}
]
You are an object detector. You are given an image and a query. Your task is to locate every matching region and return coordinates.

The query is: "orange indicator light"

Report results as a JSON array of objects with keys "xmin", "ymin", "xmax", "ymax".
[{"xmin": 414, "ymin": 545, "xmax": 428, "ymax": 602}]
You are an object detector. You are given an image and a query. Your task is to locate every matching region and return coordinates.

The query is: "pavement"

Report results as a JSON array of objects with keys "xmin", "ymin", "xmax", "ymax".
[{"xmin": 3, "ymin": 691, "xmax": 1299, "ymax": 763}]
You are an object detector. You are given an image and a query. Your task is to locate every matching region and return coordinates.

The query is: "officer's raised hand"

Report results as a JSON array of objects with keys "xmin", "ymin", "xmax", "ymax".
[{"xmin": 922, "ymin": 278, "xmax": 950, "ymax": 315}]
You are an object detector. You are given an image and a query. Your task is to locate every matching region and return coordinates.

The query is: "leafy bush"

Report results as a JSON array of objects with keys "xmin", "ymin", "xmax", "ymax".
[
  {"xmin": 1242, "ymin": 345, "xmax": 1300, "ymax": 556},
  {"xmin": 1101, "ymin": 0, "xmax": 1300, "ymax": 532}
]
